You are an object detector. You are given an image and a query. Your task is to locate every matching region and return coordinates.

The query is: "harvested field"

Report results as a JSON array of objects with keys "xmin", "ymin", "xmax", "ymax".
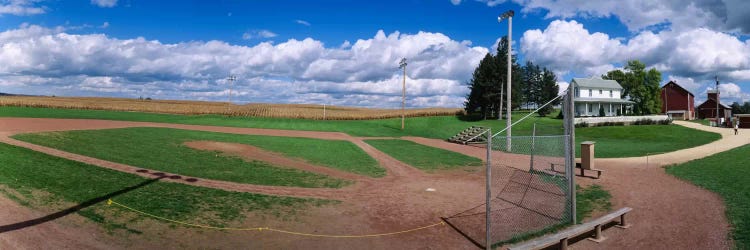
[{"xmin": 0, "ymin": 96, "xmax": 461, "ymax": 120}]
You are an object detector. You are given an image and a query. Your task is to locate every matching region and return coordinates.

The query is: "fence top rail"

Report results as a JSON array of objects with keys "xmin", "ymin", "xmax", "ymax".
[
  {"xmin": 491, "ymin": 92, "xmax": 566, "ymax": 138},
  {"xmin": 492, "ymin": 135, "xmax": 568, "ymax": 139}
]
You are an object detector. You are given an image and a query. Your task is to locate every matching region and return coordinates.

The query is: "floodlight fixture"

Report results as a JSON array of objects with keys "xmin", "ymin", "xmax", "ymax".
[{"xmin": 498, "ymin": 10, "xmax": 514, "ymax": 22}]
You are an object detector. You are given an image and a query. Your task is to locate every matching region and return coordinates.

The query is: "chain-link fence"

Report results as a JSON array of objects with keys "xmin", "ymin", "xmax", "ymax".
[
  {"xmin": 444, "ymin": 135, "xmax": 573, "ymax": 247},
  {"xmin": 444, "ymin": 93, "xmax": 575, "ymax": 248}
]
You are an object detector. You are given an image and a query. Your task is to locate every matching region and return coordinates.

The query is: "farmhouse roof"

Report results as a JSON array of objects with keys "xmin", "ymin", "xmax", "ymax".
[
  {"xmin": 572, "ymin": 77, "xmax": 623, "ymax": 89},
  {"xmin": 661, "ymin": 81, "xmax": 695, "ymax": 97}
]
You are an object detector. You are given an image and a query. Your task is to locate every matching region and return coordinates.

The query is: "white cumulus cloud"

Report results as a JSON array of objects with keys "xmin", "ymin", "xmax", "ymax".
[
  {"xmin": 0, "ymin": 25, "xmax": 487, "ymax": 108},
  {"xmin": 0, "ymin": 0, "xmax": 45, "ymax": 15}
]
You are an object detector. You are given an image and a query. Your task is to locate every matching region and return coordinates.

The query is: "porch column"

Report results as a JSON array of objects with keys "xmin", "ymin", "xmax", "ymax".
[{"xmin": 609, "ymin": 103, "xmax": 612, "ymax": 116}]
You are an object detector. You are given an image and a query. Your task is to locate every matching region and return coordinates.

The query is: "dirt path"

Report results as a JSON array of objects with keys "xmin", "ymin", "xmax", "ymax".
[{"xmin": 0, "ymin": 117, "xmax": 741, "ymax": 249}]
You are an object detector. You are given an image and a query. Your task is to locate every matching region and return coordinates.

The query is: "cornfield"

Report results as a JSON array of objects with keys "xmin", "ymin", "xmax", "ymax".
[{"xmin": 0, "ymin": 96, "xmax": 464, "ymax": 120}]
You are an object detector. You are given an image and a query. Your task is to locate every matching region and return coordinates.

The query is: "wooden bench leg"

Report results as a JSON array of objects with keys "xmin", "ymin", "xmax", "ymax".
[
  {"xmin": 587, "ymin": 224, "xmax": 606, "ymax": 243},
  {"xmin": 560, "ymin": 237, "xmax": 568, "ymax": 250},
  {"xmin": 615, "ymin": 213, "xmax": 631, "ymax": 229}
]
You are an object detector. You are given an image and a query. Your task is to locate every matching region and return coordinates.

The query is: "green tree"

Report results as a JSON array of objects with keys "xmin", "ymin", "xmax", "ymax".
[
  {"xmin": 537, "ymin": 68, "xmax": 559, "ymax": 116},
  {"xmin": 742, "ymin": 102, "xmax": 750, "ymax": 114},
  {"xmin": 602, "ymin": 60, "xmax": 662, "ymax": 115},
  {"xmin": 731, "ymin": 102, "xmax": 742, "ymax": 114},
  {"xmin": 464, "ymin": 53, "xmax": 498, "ymax": 119},
  {"xmin": 464, "ymin": 37, "xmax": 522, "ymax": 119}
]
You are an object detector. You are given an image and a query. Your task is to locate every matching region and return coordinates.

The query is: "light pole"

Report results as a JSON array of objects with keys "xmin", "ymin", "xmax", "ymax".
[
  {"xmin": 399, "ymin": 58, "xmax": 407, "ymax": 130},
  {"xmin": 227, "ymin": 75, "xmax": 236, "ymax": 104},
  {"xmin": 498, "ymin": 10, "xmax": 514, "ymax": 151},
  {"xmin": 715, "ymin": 75, "xmax": 720, "ymax": 126}
]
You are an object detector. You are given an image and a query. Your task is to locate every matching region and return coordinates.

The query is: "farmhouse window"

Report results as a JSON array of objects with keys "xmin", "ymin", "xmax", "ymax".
[
  {"xmin": 609, "ymin": 90, "xmax": 613, "ymax": 97},
  {"xmin": 588, "ymin": 89, "xmax": 592, "ymax": 97},
  {"xmin": 588, "ymin": 104, "xmax": 592, "ymax": 113},
  {"xmin": 599, "ymin": 89, "xmax": 602, "ymax": 95}
]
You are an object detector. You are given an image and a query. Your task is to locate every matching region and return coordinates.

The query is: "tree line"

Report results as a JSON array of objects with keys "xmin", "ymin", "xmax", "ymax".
[
  {"xmin": 464, "ymin": 38, "xmax": 663, "ymax": 118},
  {"xmin": 731, "ymin": 102, "xmax": 750, "ymax": 114},
  {"xmin": 464, "ymin": 37, "xmax": 559, "ymax": 119},
  {"xmin": 601, "ymin": 60, "xmax": 662, "ymax": 115}
]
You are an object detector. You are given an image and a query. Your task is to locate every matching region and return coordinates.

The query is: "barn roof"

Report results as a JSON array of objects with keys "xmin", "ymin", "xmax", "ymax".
[
  {"xmin": 661, "ymin": 81, "xmax": 695, "ymax": 97},
  {"xmin": 697, "ymin": 98, "xmax": 731, "ymax": 109},
  {"xmin": 572, "ymin": 77, "xmax": 623, "ymax": 89}
]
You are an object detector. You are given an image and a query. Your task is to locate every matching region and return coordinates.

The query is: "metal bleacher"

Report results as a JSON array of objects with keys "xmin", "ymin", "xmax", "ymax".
[{"xmin": 447, "ymin": 126, "xmax": 489, "ymax": 145}]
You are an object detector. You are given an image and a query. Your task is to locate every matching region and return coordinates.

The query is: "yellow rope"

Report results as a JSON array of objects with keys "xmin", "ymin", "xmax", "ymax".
[{"xmin": 107, "ymin": 199, "xmax": 445, "ymax": 238}]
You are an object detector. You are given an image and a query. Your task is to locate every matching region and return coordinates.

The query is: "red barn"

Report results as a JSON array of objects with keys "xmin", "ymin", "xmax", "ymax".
[
  {"xmin": 661, "ymin": 81, "xmax": 695, "ymax": 120},
  {"xmin": 697, "ymin": 89, "xmax": 731, "ymax": 126}
]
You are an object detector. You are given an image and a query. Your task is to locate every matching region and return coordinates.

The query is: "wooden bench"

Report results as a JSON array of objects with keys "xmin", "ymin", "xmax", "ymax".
[
  {"xmin": 508, "ymin": 207, "xmax": 632, "ymax": 250},
  {"xmin": 549, "ymin": 163, "xmax": 603, "ymax": 179}
]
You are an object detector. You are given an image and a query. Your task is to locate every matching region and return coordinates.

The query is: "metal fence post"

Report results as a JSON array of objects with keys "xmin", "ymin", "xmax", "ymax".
[
  {"xmin": 530, "ymin": 123, "xmax": 536, "ymax": 171},
  {"xmin": 485, "ymin": 128, "xmax": 492, "ymax": 250},
  {"xmin": 564, "ymin": 84, "xmax": 577, "ymax": 224}
]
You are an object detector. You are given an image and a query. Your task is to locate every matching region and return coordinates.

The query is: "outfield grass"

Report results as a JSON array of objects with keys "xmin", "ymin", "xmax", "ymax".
[
  {"xmin": 666, "ymin": 144, "xmax": 750, "ymax": 249},
  {"xmin": 14, "ymin": 127, "xmax": 383, "ymax": 187},
  {"xmin": 364, "ymin": 139, "xmax": 483, "ymax": 170},
  {"xmin": 1, "ymin": 107, "xmax": 722, "ymax": 158},
  {"xmin": 0, "ymin": 142, "xmax": 333, "ymax": 232},
  {"xmin": 576, "ymin": 125, "xmax": 721, "ymax": 158},
  {"xmin": 0, "ymin": 106, "xmax": 553, "ymax": 138}
]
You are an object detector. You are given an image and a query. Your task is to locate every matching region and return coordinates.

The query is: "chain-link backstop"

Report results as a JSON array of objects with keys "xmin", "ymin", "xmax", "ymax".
[{"xmin": 444, "ymin": 92, "xmax": 576, "ymax": 248}]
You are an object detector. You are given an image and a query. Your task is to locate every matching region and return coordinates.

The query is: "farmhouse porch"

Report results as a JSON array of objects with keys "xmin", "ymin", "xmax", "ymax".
[{"xmin": 574, "ymin": 99, "xmax": 633, "ymax": 117}]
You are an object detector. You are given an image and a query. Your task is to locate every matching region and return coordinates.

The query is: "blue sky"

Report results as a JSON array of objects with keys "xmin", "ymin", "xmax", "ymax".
[{"xmin": 1, "ymin": 0, "xmax": 749, "ymax": 107}]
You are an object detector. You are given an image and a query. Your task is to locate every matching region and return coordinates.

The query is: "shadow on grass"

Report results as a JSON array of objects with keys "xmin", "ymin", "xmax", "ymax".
[{"xmin": 0, "ymin": 176, "xmax": 165, "ymax": 233}]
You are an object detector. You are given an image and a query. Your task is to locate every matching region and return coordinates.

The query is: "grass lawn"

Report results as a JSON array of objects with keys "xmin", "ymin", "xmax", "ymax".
[
  {"xmin": 685, "ymin": 119, "xmax": 711, "ymax": 126},
  {"xmin": 0, "ymin": 142, "xmax": 333, "ymax": 232},
  {"xmin": 666, "ymin": 144, "xmax": 750, "ymax": 249},
  {"xmin": 576, "ymin": 125, "xmax": 721, "ymax": 158},
  {"xmin": 0, "ymin": 106, "xmax": 554, "ymax": 138},
  {"xmin": 1, "ymin": 107, "xmax": 722, "ymax": 158},
  {"xmin": 364, "ymin": 139, "xmax": 482, "ymax": 170},
  {"xmin": 576, "ymin": 184, "xmax": 612, "ymax": 221},
  {"xmin": 14, "ymin": 127, "xmax": 382, "ymax": 187}
]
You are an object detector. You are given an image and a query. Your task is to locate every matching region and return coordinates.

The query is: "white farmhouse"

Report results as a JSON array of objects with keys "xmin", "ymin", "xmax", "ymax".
[{"xmin": 572, "ymin": 77, "xmax": 633, "ymax": 117}]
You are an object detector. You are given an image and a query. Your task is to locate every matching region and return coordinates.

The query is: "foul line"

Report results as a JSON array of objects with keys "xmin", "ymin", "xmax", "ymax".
[{"xmin": 107, "ymin": 199, "xmax": 445, "ymax": 238}]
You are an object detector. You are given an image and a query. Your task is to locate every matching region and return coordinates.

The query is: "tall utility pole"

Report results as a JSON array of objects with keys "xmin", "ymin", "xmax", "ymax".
[
  {"xmin": 227, "ymin": 75, "xmax": 237, "ymax": 104},
  {"xmin": 499, "ymin": 10, "xmax": 514, "ymax": 151},
  {"xmin": 399, "ymin": 58, "xmax": 408, "ymax": 130},
  {"xmin": 715, "ymin": 75, "xmax": 720, "ymax": 126}
]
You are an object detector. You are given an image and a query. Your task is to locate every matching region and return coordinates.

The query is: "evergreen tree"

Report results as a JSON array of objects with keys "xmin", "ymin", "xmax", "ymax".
[
  {"xmin": 464, "ymin": 37, "xmax": 521, "ymax": 119},
  {"xmin": 537, "ymin": 68, "xmax": 560, "ymax": 116},
  {"xmin": 464, "ymin": 53, "xmax": 497, "ymax": 119}
]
